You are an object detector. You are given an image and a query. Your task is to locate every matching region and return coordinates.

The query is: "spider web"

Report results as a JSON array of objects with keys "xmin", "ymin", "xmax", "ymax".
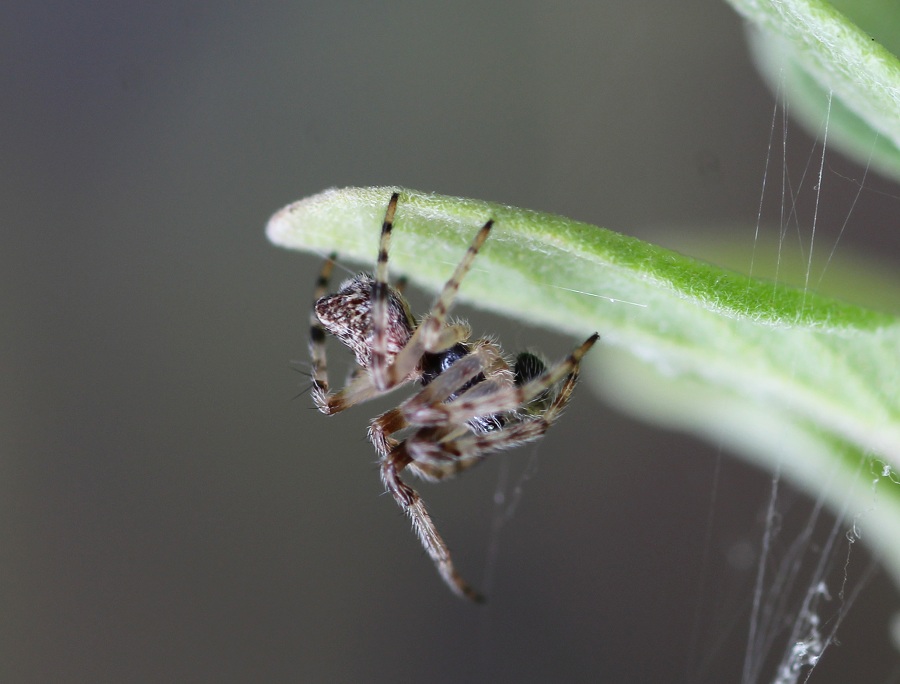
[
  {"xmin": 735, "ymin": 79, "xmax": 896, "ymax": 684},
  {"xmin": 660, "ymin": 81, "xmax": 900, "ymax": 682},
  {"xmin": 469, "ymin": 75, "xmax": 900, "ymax": 682}
]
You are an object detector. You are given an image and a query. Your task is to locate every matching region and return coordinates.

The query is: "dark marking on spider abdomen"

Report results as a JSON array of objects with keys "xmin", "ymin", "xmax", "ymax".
[
  {"xmin": 420, "ymin": 343, "xmax": 472, "ymax": 387},
  {"xmin": 420, "ymin": 342, "xmax": 510, "ymax": 434},
  {"xmin": 513, "ymin": 352, "xmax": 547, "ymax": 385}
]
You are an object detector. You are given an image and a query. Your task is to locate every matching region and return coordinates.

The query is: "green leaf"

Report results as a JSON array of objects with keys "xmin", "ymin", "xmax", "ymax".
[
  {"xmin": 725, "ymin": 0, "xmax": 900, "ymax": 181},
  {"xmin": 267, "ymin": 186, "xmax": 900, "ymax": 584}
]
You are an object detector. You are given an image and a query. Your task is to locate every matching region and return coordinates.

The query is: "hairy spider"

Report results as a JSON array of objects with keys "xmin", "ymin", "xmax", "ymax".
[{"xmin": 309, "ymin": 192, "xmax": 598, "ymax": 602}]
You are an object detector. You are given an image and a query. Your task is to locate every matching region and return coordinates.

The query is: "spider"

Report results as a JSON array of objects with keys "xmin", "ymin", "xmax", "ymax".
[{"xmin": 308, "ymin": 191, "xmax": 598, "ymax": 602}]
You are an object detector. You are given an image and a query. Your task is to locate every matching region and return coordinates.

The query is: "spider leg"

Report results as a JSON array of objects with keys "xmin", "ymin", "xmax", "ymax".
[
  {"xmin": 368, "ymin": 407, "xmax": 405, "ymax": 458},
  {"xmin": 381, "ymin": 445, "xmax": 485, "ymax": 602},
  {"xmin": 406, "ymin": 333, "xmax": 599, "ymax": 427},
  {"xmin": 408, "ymin": 365, "xmax": 583, "ymax": 479},
  {"xmin": 368, "ymin": 345, "xmax": 498, "ymax": 458},
  {"xmin": 419, "ymin": 219, "xmax": 493, "ymax": 350},
  {"xmin": 402, "ymin": 342, "xmax": 502, "ymax": 413},
  {"xmin": 384, "ymin": 367, "xmax": 583, "ymax": 600},
  {"xmin": 309, "ymin": 253, "xmax": 388, "ymax": 415},
  {"xmin": 370, "ymin": 192, "xmax": 400, "ymax": 391},
  {"xmin": 313, "ymin": 368, "xmax": 394, "ymax": 415},
  {"xmin": 381, "ymin": 217, "xmax": 494, "ymax": 388},
  {"xmin": 309, "ymin": 254, "xmax": 337, "ymax": 409}
]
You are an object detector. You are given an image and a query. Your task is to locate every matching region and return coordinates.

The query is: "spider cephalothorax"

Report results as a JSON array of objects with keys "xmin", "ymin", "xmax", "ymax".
[{"xmin": 308, "ymin": 191, "xmax": 598, "ymax": 601}]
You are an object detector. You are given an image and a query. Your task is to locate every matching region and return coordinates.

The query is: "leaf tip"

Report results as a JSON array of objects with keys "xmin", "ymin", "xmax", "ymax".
[{"xmin": 265, "ymin": 187, "xmax": 338, "ymax": 249}]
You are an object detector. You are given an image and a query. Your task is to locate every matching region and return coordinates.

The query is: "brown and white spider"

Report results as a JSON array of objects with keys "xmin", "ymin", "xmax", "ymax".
[{"xmin": 308, "ymin": 192, "xmax": 598, "ymax": 602}]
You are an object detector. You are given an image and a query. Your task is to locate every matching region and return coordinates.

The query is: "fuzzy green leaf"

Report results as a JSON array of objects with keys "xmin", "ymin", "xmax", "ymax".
[
  {"xmin": 726, "ymin": 0, "xmax": 900, "ymax": 181},
  {"xmin": 267, "ymin": 186, "xmax": 900, "ymax": 584}
]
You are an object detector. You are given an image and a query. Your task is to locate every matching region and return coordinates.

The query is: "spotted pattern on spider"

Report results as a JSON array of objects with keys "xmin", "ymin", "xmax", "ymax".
[{"xmin": 307, "ymin": 191, "xmax": 598, "ymax": 602}]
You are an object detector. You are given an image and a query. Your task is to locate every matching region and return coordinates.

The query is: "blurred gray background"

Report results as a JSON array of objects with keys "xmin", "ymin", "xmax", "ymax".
[{"xmin": 3, "ymin": 2, "xmax": 899, "ymax": 682}]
